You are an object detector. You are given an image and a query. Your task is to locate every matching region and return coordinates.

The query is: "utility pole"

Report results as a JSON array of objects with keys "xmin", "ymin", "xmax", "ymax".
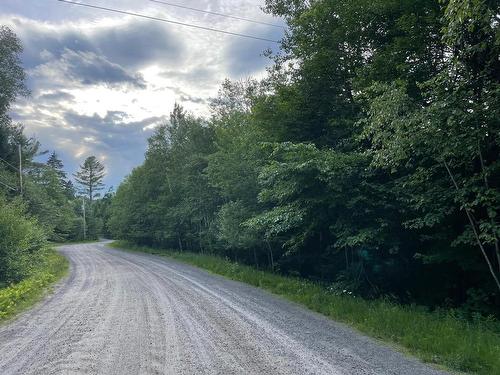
[
  {"xmin": 82, "ymin": 197, "xmax": 87, "ymax": 240},
  {"xmin": 18, "ymin": 144, "xmax": 23, "ymax": 196}
]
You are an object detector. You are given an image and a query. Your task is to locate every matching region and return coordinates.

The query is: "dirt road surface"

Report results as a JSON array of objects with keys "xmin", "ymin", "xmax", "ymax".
[{"xmin": 0, "ymin": 242, "xmax": 449, "ymax": 374}]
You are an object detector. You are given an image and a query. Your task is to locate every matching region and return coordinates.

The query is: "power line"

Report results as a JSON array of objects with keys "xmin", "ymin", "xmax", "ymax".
[
  {"xmin": 0, "ymin": 156, "xmax": 19, "ymax": 172},
  {"xmin": 0, "ymin": 178, "xmax": 17, "ymax": 192},
  {"xmin": 56, "ymin": 0, "xmax": 280, "ymax": 43},
  {"xmin": 148, "ymin": 0, "xmax": 284, "ymax": 29}
]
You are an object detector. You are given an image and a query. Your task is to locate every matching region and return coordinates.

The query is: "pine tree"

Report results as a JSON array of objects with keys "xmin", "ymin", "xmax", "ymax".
[
  {"xmin": 47, "ymin": 151, "xmax": 66, "ymax": 182},
  {"xmin": 73, "ymin": 156, "xmax": 106, "ymax": 204}
]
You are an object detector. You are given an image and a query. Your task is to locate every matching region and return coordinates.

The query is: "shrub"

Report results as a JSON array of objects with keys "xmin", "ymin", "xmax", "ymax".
[{"xmin": 0, "ymin": 196, "xmax": 48, "ymax": 285}]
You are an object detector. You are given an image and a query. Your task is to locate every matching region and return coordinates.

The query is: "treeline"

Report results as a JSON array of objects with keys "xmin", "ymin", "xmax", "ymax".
[
  {"xmin": 0, "ymin": 26, "xmax": 109, "ymax": 286},
  {"xmin": 109, "ymin": 1, "xmax": 500, "ymax": 314}
]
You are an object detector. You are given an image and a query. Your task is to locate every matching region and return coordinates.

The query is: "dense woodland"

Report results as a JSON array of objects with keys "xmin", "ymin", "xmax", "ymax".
[
  {"xmin": 1, "ymin": 0, "xmax": 499, "ymax": 316},
  {"xmin": 110, "ymin": 0, "xmax": 500, "ymax": 315},
  {"xmin": 0, "ymin": 25, "xmax": 110, "ymax": 285}
]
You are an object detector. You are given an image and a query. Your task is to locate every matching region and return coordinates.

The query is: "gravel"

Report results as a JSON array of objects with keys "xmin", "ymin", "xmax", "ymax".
[{"xmin": 0, "ymin": 242, "xmax": 450, "ymax": 374}]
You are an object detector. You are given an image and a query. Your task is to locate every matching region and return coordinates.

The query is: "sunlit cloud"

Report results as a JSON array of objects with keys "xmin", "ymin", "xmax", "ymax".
[{"xmin": 1, "ymin": 0, "xmax": 283, "ymax": 187}]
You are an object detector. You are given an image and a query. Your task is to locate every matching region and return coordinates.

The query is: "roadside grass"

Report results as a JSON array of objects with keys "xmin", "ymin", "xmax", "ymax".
[
  {"xmin": 110, "ymin": 240, "xmax": 500, "ymax": 375},
  {"xmin": 0, "ymin": 248, "xmax": 68, "ymax": 323}
]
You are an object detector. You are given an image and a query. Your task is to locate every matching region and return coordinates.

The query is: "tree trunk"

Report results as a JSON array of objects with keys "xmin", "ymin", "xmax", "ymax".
[
  {"xmin": 443, "ymin": 160, "xmax": 500, "ymax": 293},
  {"xmin": 265, "ymin": 239, "xmax": 274, "ymax": 272},
  {"xmin": 477, "ymin": 140, "xmax": 500, "ymax": 274},
  {"xmin": 253, "ymin": 248, "xmax": 258, "ymax": 269},
  {"xmin": 199, "ymin": 224, "xmax": 204, "ymax": 254},
  {"xmin": 178, "ymin": 235, "xmax": 183, "ymax": 252}
]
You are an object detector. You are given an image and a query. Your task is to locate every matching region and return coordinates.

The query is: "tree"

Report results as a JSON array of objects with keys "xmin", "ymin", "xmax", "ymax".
[
  {"xmin": 362, "ymin": 0, "xmax": 500, "ymax": 295},
  {"xmin": 107, "ymin": 1, "xmax": 499, "ymax": 313},
  {"xmin": 25, "ymin": 163, "xmax": 79, "ymax": 242},
  {"xmin": 47, "ymin": 151, "xmax": 66, "ymax": 181},
  {"xmin": 0, "ymin": 26, "xmax": 29, "ymax": 115},
  {"xmin": 207, "ymin": 81, "xmax": 271, "ymax": 266},
  {"xmin": 0, "ymin": 25, "xmax": 38, "ymax": 191},
  {"xmin": 0, "ymin": 27, "xmax": 86, "ymax": 288},
  {"xmin": 0, "ymin": 196, "xmax": 47, "ymax": 284},
  {"xmin": 74, "ymin": 156, "xmax": 106, "ymax": 204},
  {"xmin": 258, "ymin": 0, "xmax": 442, "ymax": 146}
]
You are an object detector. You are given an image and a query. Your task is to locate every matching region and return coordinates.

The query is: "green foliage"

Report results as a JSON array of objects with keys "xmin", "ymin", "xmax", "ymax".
[
  {"xmin": 24, "ymin": 163, "xmax": 81, "ymax": 242},
  {"xmin": 109, "ymin": 0, "xmax": 500, "ymax": 315},
  {"xmin": 0, "ymin": 25, "xmax": 38, "ymax": 175},
  {"xmin": 0, "ymin": 197, "xmax": 48, "ymax": 284},
  {"xmin": 92, "ymin": 189, "xmax": 114, "ymax": 238},
  {"xmin": 71, "ymin": 155, "xmax": 109, "ymax": 240},
  {"xmin": 205, "ymin": 89, "xmax": 273, "ymax": 264},
  {"xmin": 110, "ymin": 105, "xmax": 219, "ymax": 250},
  {"xmin": 361, "ymin": 0, "xmax": 500, "ymax": 295},
  {"xmin": 0, "ymin": 26, "xmax": 106, "ymax": 308},
  {"xmin": 112, "ymin": 241, "xmax": 500, "ymax": 374},
  {"xmin": 217, "ymin": 201, "xmax": 260, "ymax": 249},
  {"xmin": 73, "ymin": 156, "xmax": 106, "ymax": 203},
  {"xmin": 0, "ymin": 25, "xmax": 29, "ymax": 115},
  {"xmin": 0, "ymin": 248, "xmax": 68, "ymax": 322}
]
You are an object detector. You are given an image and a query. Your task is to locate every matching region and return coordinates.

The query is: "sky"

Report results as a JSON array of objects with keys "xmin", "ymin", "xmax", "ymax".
[{"xmin": 0, "ymin": 0, "xmax": 284, "ymax": 188}]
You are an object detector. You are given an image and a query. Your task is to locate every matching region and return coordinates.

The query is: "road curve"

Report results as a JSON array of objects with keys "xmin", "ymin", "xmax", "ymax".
[{"xmin": 0, "ymin": 242, "xmax": 448, "ymax": 375}]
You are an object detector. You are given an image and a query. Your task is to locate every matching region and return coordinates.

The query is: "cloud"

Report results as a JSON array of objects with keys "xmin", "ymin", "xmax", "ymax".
[
  {"xmin": 11, "ymin": 16, "xmax": 183, "ymax": 94},
  {"xmin": 61, "ymin": 50, "xmax": 146, "ymax": 88},
  {"xmin": 38, "ymin": 108, "xmax": 165, "ymax": 187},
  {"xmin": 61, "ymin": 111, "xmax": 165, "ymax": 186},
  {"xmin": 31, "ymin": 49, "xmax": 147, "ymax": 90},
  {"xmin": 223, "ymin": 25, "xmax": 282, "ymax": 76},
  {"xmin": 160, "ymin": 66, "xmax": 215, "ymax": 87},
  {"xmin": 1, "ymin": 1, "xmax": 285, "ymax": 187},
  {"xmin": 37, "ymin": 91, "xmax": 75, "ymax": 103},
  {"xmin": 17, "ymin": 18, "xmax": 184, "ymax": 70},
  {"xmin": 179, "ymin": 94, "xmax": 206, "ymax": 105},
  {"xmin": 94, "ymin": 20, "xmax": 184, "ymax": 69},
  {"xmin": 63, "ymin": 110, "xmax": 165, "ymax": 139}
]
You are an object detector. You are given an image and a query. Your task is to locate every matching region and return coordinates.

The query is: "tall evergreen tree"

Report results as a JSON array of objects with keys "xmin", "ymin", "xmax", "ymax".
[
  {"xmin": 46, "ymin": 151, "xmax": 66, "ymax": 182},
  {"xmin": 74, "ymin": 156, "xmax": 106, "ymax": 204}
]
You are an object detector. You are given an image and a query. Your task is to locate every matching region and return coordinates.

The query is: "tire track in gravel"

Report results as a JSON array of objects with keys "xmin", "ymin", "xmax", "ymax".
[{"xmin": 0, "ymin": 241, "xmax": 450, "ymax": 375}]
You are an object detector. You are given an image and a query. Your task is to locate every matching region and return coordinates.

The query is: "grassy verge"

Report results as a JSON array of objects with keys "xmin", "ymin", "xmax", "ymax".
[
  {"xmin": 110, "ymin": 240, "xmax": 500, "ymax": 375},
  {"xmin": 0, "ymin": 248, "xmax": 69, "ymax": 323}
]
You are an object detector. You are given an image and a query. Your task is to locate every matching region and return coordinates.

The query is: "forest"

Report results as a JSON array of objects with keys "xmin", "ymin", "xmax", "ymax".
[
  {"xmin": 1, "ymin": 0, "xmax": 499, "ymax": 318},
  {"xmin": 109, "ymin": 0, "xmax": 500, "ymax": 316},
  {"xmin": 0, "ymin": 1, "xmax": 498, "ymax": 373}
]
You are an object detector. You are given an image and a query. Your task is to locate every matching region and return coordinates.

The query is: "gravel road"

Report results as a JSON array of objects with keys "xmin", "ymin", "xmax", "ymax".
[{"xmin": 0, "ymin": 242, "xmax": 449, "ymax": 375}]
